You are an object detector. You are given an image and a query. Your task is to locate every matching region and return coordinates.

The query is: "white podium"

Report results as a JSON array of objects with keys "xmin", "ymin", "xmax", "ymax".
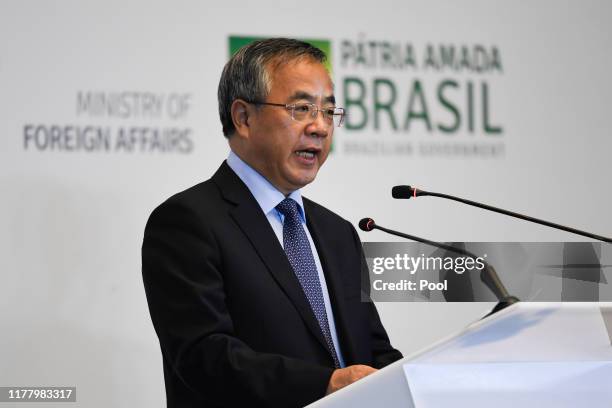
[{"xmin": 309, "ymin": 303, "xmax": 612, "ymax": 408}]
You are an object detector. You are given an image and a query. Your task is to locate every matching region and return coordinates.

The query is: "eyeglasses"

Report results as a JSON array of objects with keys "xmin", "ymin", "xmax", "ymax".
[{"xmin": 247, "ymin": 101, "xmax": 346, "ymax": 127}]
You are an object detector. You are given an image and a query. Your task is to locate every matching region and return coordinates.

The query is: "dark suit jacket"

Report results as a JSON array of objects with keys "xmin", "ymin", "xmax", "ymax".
[{"xmin": 142, "ymin": 161, "xmax": 402, "ymax": 407}]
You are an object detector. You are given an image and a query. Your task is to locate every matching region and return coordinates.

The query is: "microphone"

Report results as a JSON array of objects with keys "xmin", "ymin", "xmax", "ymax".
[
  {"xmin": 358, "ymin": 218, "xmax": 519, "ymax": 316},
  {"xmin": 391, "ymin": 185, "xmax": 417, "ymax": 199},
  {"xmin": 358, "ymin": 217, "xmax": 376, "ymax": 232},
  {"xmin": 392, "ymin": 185, "xmax": 612, "ymax": 243}
]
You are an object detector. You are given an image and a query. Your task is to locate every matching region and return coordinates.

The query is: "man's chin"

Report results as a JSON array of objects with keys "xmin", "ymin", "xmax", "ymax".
[{"xmin": 285, "ymin": 172, "xmax": 319, "ymax": 192}]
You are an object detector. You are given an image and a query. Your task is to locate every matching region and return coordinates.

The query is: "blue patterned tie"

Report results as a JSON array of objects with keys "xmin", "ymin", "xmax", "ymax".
[{"xmin": 275, "ymin": 198, "xmax": 340, "ymax": 368}]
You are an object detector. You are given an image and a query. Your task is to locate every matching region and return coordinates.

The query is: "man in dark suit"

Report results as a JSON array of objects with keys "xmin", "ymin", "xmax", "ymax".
[{"xmin": 142, "ymin": 38, "xmax": 402, "ymax": 407}]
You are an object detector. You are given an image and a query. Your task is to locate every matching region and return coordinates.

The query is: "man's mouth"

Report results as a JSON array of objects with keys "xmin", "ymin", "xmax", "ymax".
[{"xmin": 294, "ymin": 149, "xmax": 318, "ymax": 159}]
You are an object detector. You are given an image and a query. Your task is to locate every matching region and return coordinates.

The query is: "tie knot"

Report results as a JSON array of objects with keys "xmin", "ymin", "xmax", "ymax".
[{"xmin": 276, "ymin": 198, "xmax": 300, "ymax": 220}]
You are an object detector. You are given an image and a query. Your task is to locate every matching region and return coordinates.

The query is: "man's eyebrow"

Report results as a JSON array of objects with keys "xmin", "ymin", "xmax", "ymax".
[
  {"xmin": 324, "ymin": 95, "xmax": 336, "ymax": 105},
  {"xmin": 287, "ymin": 91, "xmax": 336, "ymax": 105}
]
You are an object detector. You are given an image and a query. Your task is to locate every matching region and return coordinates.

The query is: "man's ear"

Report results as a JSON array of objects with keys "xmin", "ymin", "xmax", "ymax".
[{"xmin": 231, "ymin": 99, "xmax": 252, "ymax": 139}]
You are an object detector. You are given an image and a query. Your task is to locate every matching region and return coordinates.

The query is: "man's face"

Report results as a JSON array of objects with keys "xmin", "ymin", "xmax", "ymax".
[{"xmin": 243, "ymin": 58, "xmax": 334, "ymax": 195}]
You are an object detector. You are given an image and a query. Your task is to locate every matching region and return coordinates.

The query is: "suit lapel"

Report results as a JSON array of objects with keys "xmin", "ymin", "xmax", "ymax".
[
  {"xmin": 304, "ymin": 200, "xmax": 358, "ymax": 365},
  {"xmin": 212, "ymin": 162, "xmax": 330, "ymax": 353}
]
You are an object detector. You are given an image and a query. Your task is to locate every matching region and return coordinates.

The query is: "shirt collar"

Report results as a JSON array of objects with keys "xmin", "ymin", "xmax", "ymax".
[{"xmin": 227, "ymin": 150, "xmax": 306, "ymax": 222}]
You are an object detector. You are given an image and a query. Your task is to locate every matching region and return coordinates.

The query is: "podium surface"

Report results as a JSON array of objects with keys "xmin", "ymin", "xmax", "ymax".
[{"xmin": 309, "ymin": 303, "xmax": 612, "ymax": 408}]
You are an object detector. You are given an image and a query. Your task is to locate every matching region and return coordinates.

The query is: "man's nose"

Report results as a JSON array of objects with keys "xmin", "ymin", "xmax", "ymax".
[{"xmin": 305, "ymin": 109, "xmax": 331, "ymax": 138}]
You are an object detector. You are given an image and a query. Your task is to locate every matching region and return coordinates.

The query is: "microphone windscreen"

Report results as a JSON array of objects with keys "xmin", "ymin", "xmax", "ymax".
[
  {"xmin": 392, "ymin": 185, "xmax": 414, "ymax": 199},
  {"xmin": 358, "ymin": 218, "xmax": 375, "ymax": 232}
]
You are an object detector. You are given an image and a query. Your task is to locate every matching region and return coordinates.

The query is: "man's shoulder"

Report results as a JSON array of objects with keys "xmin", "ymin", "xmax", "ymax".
[
  {"xmin": 149, "ymin": 162, "xmax": 238, "ymax": 216},
  {"xmin": 164, "ymin": 178, "xmax": 220, "ymax": 208},
  {"xmin": 145, "ymin": 161, "xmax": 239, "ymax": 229},
  {"xmin": 143, "ymin": 178, "xmax": 218, "ymax": 230}
]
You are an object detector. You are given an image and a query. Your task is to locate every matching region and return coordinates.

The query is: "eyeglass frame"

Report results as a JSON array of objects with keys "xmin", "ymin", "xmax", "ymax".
[{"xmin": 244, "ymin": 100, "xmax": 346, "ymax": 128}]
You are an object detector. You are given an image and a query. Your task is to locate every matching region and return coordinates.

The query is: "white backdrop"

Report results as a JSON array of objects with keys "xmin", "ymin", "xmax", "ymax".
[{"xmin": 1, "ymin": 1, "xmax": 611, "ymax": 406}]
